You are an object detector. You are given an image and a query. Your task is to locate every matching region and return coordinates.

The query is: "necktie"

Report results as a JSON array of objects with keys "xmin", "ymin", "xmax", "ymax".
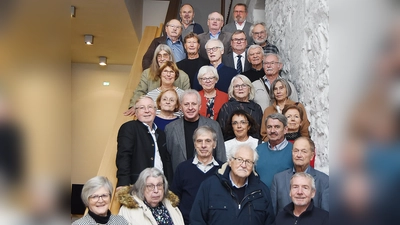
[{"xmin": 236, "ymin": 55, "xmax": 242, "ymax": 74}]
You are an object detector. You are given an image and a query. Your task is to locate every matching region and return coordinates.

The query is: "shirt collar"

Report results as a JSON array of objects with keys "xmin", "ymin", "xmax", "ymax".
[
  {"xmin": 192, "ymin": 156, "xmax": 219, "ymax": 166},
  {"xmin": 268, "ymin": 138, "xmax": 289, "ymax": 151},
  {"xmin": 229, "ymin": 171, "xmax": 248, "ymax": 188},
  {"xmin": 142, "ymin": 122, "xmax": 157, "ymax": 133},
  {"xmin": 292, "ymin": 165, "xmax": 311, "ymax": 174}
]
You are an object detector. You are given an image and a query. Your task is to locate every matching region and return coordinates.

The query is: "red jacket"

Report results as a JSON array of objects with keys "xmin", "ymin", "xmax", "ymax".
[{"xmin": 199, "ymin": 89, "xmax": 228, "ymax": 121}]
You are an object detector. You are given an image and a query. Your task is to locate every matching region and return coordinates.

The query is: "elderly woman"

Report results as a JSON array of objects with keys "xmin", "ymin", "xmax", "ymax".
[
  {"xmin": 124, "ymin": 44, "xmax": 190, "ymax": 116},
  {"xmin": 154, "ymin": 89, "xmax": 180, "ymax": 131},
  {"xmin": 197, "ymin": 65, "xmax": 229, "ymax": 120},
  {"xmin": 260, "ymin": 78, "xmax": 310, "ymax": 141},
  {"xmin": 118, "ymin": 167, "xmax": 185, "ymax": 225},
  {"xmin": 217, "ymin": 75, "xmax": 263, "ymax": 139},
  {"xmin": 72, "ymin": 176, "xmax": 129, "ymax": 225},
  {"xmin": 147, "ymin": 61, "xmax": 185, "ymax": 103},
  {"xmin": 224, "ymin": 109, "xmax": 262, "ymax": 154}
]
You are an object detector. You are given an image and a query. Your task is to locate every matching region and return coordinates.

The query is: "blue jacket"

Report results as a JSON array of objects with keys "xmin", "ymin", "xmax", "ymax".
[
  {"xmin": 275, "ymin": 199, "xmax": 329, "ymax": 225},
  {"xmin": 190, "ymin": 163, "xmax": 275, "ymax": 225}
]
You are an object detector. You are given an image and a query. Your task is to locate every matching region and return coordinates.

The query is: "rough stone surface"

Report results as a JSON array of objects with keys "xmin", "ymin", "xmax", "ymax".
[{"xmin": 265, "ymin": 0, "xmax": 329, "ymax": 174}]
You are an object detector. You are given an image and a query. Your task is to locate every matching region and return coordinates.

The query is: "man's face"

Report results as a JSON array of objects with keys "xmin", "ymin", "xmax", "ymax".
[
  {"xmin": 181, "ymin": 93, "xmax": 200, "ymax": 122},
  {"xmin": 194, "ymin": 132, "xmax": 216, "ymax": 160},
  {"xmin": 207, "ymin": 12, "xmax": 223, "ymax": 31},
  {"xmin": 247, "ymin": 47, "xmax": 263, "ymax": 66},
  {"xmin": 252, "ymin": 24, "xmax": 268, "ymax": 44},
  {"xmin": 184, "ymin": 37, "xmax": 200, "ymax": 55},
  {"xmin": 290, "ymin": 176, "xmax": 316, "ymax": 207},
  {"xmin": 263, "ymin": 54, "xmax": 282, "ymax": 77},
  {"xmin": 135, "ymin": 98, "xmax": 156, "ymax": 126},
  {"xmin": 233, "ymin": 5, "xmax": 247, "ymax": 23},
  {"xmin": 206, "ymin": 41, "xmax": 223, "ymax": 63},
  {"xmin": 292, "ymin": 138, "xmax": 315, "ymax": 168},
  {"xmin": 231, "ymin": 33, "xmax": 247, "ymax": 53},
  {"xmin": 229, "ymin": 147, "xmax": 254, "ymax": 179},
  {"xmin": 165, "ymin": 19, "xmax": 182, "ymax": 39},
  {"xmin": 266, "ymin": 118, "xmax": 287, "ymax": 144},
  {"xmin": 180, "ymin": 5, "xmax": 194, "ymax": 25}
]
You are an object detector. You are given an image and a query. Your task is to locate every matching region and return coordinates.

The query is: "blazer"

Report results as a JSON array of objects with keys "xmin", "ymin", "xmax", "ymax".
[
  {"xmin": 222, "ymin": 21, "xmax": 253, "ymax": 44},
  {"xmin": 270, "ymin": 166, "xmax": 329, "ymax": 215},
  {"xmin": 222, "ymin": 51, "xmax": 251, "ymax": 73},
  {"xmin": 197, "ymin": 31, "xmax": 232, "ymax": 60},
  {"xmin": 164, "ymin": 116, "xmax": 226, "ymax": 172}
]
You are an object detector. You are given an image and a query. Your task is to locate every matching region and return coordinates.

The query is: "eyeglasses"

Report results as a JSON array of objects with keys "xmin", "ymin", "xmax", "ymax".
[
  {"xmin": 157, "ymin": 53, "xmax": 170, "ymax": 59},
  {"xmin": 135, "ymin": 105, "xmax": 157, "ymax": 111},
  {"xmin": 167, "ymin": 24, "xmax": 181, "ymax": 29},
  {"xmin": 200, "ymin": 77, "xmax": 215, "ymax": 82},
  {"xmin": 162, "ymin": 70, "xmax": 175, "ymax": 75},
  {"xmin": 263, "ymin": 61, "xmax": 280, "ymax": 66},
  {"xmin": 232, "ymin": 38, "xmax": 246, "ymax": 43},
  {"xmin": 209, "ymin": 18, "xmax": 222, "ymax": 21},
  {"xmin": 195, "ymin": 139, "xmax": 214, "ymax": 144},
  {"xmin": 146, "ymin": 183, "xmax": 164, "ymax": 191},
  {"xmin": 89, "ymin": 194, "xmax": 110, "ymax": 202},
  {"xmin": 253, "ymin": 30, "xmax": 266, "ymax": 36},
  {"xmin": 231, "ymin": 120, "xmax": 249, "ymax": 126},
  {"xmin": 232, "ymin": 157, "xmax": 254, "ymax": 166},
  {"xmin": 206, "ymin": 47, "xmax": 221, "ymax": 53},
  {"xmin": 233, "ymin": 84, "xmax": 249, "ymax": 89}
]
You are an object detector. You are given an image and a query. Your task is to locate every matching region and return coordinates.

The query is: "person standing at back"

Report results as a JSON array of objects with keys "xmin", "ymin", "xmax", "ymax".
[
  {"xmin": 222, "ymin": 3, "xmax": 253, "ymax": 44},
  {"xmin": 179, "ymin": 4, "xmax": 204, "ymax": 38}
]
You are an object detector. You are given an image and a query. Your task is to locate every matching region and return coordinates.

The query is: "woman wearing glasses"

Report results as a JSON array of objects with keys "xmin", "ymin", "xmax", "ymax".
[
  {"xmin": 217, "ymin": 75, "xmax": 263, "ymax": 140},
  {"xmin": 224, "ymin": 109, "xmax": 262, "ymax": 156},
  {"xmin": 197, "ymin": 65, "xmax": 228, "ymax": 120},
  {"xmin": 118, "ymin": 167, "xmax": 184, "ymax": 225},
  {"xmin": 72, "ymin": 176, "xmax": 129, "ymax": 225}
]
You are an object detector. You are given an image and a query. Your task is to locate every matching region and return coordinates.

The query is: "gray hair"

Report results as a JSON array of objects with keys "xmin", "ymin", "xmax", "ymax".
[
  {"xmin": 269, "ymin": 78, "xmax": 292, "ymax": 100},
  {"xmin": 180, "ymin": 89, "xmax": 201, "ymax": 105},
  {"xmin": 166, "ymin": 19, "xmax": 183, "ymax": 29},
  {"xmin": 197, "ymin": 65, "xmax": 219, "ymax": 82},
  {"xmin": 265, "ymin": 113, "xmax": 288, "ymax": 127},
  {"xmin": 134, "ymin": 95, "xmax": 156, "ymax": 113},
  {"xmin": 81, "ymin": 176, "xmax": 113, "ymax": 207},
  {"xmin": 192, "ymin": 125, "xmax": 217, "ymax": 143},
  {"xmin": 290, "ymin": 172, "xmax": 316, "ymax": 191},
  {"xmin": 264, "ymin": 52, "xmax": 282, "ymax": 64},
  {"xmin": 205, "ymin": 39, "xmax": 224, "ymax": 51},
  {"xmin": 207, "ymin": 11, "xmax": 224, "ymax": 22},
  {"xmin": 246, "ymin": 45, "xmax": 264, "ymax": 58},
  {"xmin": 249, "ymin": 22, "xmax": 269, "ymax": 36},
  {"xmin": 228, "ymin": 144, "xmax": 259, "ymax": 165},
  {"xmin": 227, "ymin": 75, "xmax": 255, "ymax": 100},
  {"xmin": 131, "ymin": 167, "xmax": 169, "ymax": 201}
]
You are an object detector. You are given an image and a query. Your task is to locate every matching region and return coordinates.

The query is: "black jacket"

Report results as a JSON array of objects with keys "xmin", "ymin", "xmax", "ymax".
[
  {"xmin": 116, "ymin": 120, "xmax": 172, "ymax": 187},
  {"xmin": 275, "ymin": 199, "xmax": 329, "ymax": 225}
]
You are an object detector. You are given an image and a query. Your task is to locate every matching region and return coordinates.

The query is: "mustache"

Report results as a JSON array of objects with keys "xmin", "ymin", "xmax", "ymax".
[{"xmin": 269, "ymin": 132, "xmax": 278, "ymax": 136}]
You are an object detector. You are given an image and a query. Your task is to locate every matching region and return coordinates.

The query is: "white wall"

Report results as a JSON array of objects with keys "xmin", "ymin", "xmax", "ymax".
[{"xmin": 142, "ymin": 0, "xmax": 169, "ymax": 35}]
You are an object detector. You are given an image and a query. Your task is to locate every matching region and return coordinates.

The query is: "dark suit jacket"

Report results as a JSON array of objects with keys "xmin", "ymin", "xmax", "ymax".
[
  {"xmin": 197, "ymin": 31, "xmax": 232, "ymax": 60},
  {"xmin": 164, "ymin": 116, "xmax": 226, "ymax": 172},
  {"xmin": 222, "ymin": 51, "xmax": 251, "ymax": 73},
  {"xmin": 222, "ymin": 21, "xmax": 253, "ymax": 44},
  {"xmin": 270, "ymin": 166, "xmax": 329, "ymax": 215},
  {"xmin": 116, "ymin": 120, "xmax": 173, "ymax": 187}
]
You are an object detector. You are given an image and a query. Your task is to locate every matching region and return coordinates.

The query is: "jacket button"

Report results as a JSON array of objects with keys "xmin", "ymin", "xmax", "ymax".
[
  {"xmin": 151, "ymin": 157, "xmax": 154, "ymax": 160},
  {"xmin": 152, "ymin": 144, "xmax": 154, "ymax": 146}
]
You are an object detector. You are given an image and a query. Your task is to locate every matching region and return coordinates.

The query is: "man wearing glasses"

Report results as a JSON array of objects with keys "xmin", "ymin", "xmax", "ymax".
[
  {"xmin": 222, "ymin": 3, "xmax": 253, "ymax": 44},
  {"xmin": 198, "ymin": 12, "xmax": 232, "ymax": 60},
  {"xmin": 222, "ymin": 30, "xmax": 251, "ymax": 73},
  {"xmin": 116, "ymin": 96, "xmax": 173, "ymax": 188},
  {"xmin": 190, "ymin": 144, "xmax": 275, "ymax": 225},
  {"xmin": 249, "ymin": 22, "xmax": 279, "ymax": 54}
]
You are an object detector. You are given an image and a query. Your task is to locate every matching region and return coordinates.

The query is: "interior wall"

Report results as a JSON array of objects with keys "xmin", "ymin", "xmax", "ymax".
[
  {"xmin": 71, "ymin": 63, "xmax": 130, "ymax": 184},
  {"xmin": 142, "ymin": 1, "xmax": 169, "ymax": 35}
]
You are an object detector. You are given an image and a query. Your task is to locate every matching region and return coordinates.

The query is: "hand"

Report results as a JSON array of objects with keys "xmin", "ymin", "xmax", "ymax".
[{"xmin": 123, "ymin": 107, "xmax": 135, "ymax": 116}]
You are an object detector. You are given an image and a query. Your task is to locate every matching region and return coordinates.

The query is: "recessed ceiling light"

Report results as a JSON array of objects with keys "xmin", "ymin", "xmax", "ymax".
[
  {"xmin": 99, "ymin": 56, "xmax": 107, "ymax": 66},
  {"xmin": 84, "ymin": 35, "xmax": 93, "ymax": 45}
]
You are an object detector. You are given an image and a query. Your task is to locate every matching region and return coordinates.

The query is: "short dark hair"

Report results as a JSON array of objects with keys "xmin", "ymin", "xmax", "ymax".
[
  {"xmin": 234, "ymin": 3, "xmax": 248, "ymax": 12},
  {"xmin": 282, "ymin": 104, "xmax": 304, "ymax": 121},
  {"xmin": 224, "ymin": 109, "xmax": 260, "ymax": 138},
  {"xmin": 156, "ymin": 61, "xmax": 180, "ymax": 82},
  {"xmin": 231, "ymin": 30, "xmax": 247, "ymax": 40},
  {"xmin": 184, "ymin": 32, "xmax": 200, "ymax": 43}
]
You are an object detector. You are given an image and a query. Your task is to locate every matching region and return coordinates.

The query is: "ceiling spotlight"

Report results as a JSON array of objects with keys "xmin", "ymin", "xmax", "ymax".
[
  {"xmin": 84, "ymin": 35, "xmax": 93, "ymax": 45},
  {"xmin": 99, "ymin": 56, "xmax": 107, "ymax": 66},
  {"xmin": 71, "ymin": 6, "xmax": 76, "ymax": 18}
]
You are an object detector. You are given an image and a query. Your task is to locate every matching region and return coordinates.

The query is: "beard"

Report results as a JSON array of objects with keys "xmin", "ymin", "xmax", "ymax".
[{"xmin": 254, "ymin": 36, "xmax": 268, "ymax": 45}]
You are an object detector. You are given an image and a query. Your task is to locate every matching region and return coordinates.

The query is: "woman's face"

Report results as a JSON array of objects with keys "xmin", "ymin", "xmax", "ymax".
[
  {"xmin": 232, "ymin": 114, "xmax": 250, "ymax": 140},
  {"xmin": 87, "ymin": 186, "xmax": 110, "ymax": 217},
  {"xmin": 199, "ymin": 72, "xmax": 217, "ymax": 91},
  {"xmin": 144, "ymin": 176, "xmax": 164, "ymax": 207},
  {"xmin": 157, "ymin": 50, "xmax": 171, "ymax": 67},
  {"xmin": 273, "ymin": 81, "xmax": 288, "ymax": 101},
  {"xmin": 232, "ymin": 78, "xmax": 250, "ymax": 101},
  {"xmin": 160, "ymin": 66, "xmax": 176, "ymax": 86},
  {"xmin": 160, "ymin": 90, "xmax": 177, "ymax": 112},
  {"xmin": 284, "ymin": 108, "xmax": 302, "ymax": 132}
]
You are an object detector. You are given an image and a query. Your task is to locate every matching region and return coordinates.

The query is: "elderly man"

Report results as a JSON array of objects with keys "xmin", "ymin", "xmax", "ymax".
[
  {"xmin": 170, "ymin": 126, "xmax": 223, "ymax": 225},
  {"xmin": 271, "ymin": 137, "xmax": 329, "ymax": 215},
  {"xmin": 177, "ymin": 32, "xmax": 209, "ymax": 88},
  {"xmin": 250, "ymin": 22, "xmax": 279, "ymax": 54},
  {"xmin": 142, "ymin": 19, "xmax": 186, "ymax": 70},
  {"xmin": 179, "ymin": 4, "xmax": 204, "ymax": 38},
  {"xmin": 275, "ymin": 172, "xmax": 329, "ymax": 224},
  {"xmin": 198, "ymin": 12, "xmax": 232, "ymax": 60},
  {"xmin": 164, "ymin": 89, "xmax": 226, "ymax": 172},
  {"xmin": 256, "ymin": 113, "xmax": 294, "ymax": 188},
  {"xmin": 190, "ymin": 144, "xmax": 275, "ymax": 225},
  {"xmin": 222, "ymin": 30, "xmax": 251, "ymax": 74},
  {"xmin": 252, "ymin": 53, "xmax": 298, "ymax": 111},
  {"xmin": 192, "ymin": 39, "xmax": 237, "ymax": 93},
  {"xmin": 116, "ymin": 96, "xmax": 173, "ymax": 187},
  {"xmin": 242, "ymin": 44, "xmax": 265, "ymax": 82},
  {"xmin": 222, "ymin": 3, "xmax": 253, "ymax": 44}
]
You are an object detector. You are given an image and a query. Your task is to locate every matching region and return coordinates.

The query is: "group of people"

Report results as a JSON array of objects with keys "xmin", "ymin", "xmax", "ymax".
[{"xmin": 73, "ymin": 3, "xmax": 328, "ymax": 225}]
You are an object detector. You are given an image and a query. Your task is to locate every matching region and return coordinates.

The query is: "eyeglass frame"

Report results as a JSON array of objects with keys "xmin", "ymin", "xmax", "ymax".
[
  {"xmin": 135, "ymin": 105, "xmax": 157, "ymax": 111},
  {"xmin": 89, "ymin": 193, "xmax": 111, "ymax": 202},
  {"xmin": 231, "ymin": 157, "xmax": 255, "ymax": 167},
  {"xmin": 231, "ymin": 120, "xmax": 249, "ymax": 126},
  {"xmin": 145, "ymin": 183, "xmax": 164, "ymax": 191},
  {"xmin": 199, "ymin": 77, "xmax": 216, "ymax": 82},
  {"xmin": 205, "ymin": 46, "xmax": 221, "ymax": 53},
  {"xmin": 233, "ymin": 84, "xmax": 249, "ymax": 89}
]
